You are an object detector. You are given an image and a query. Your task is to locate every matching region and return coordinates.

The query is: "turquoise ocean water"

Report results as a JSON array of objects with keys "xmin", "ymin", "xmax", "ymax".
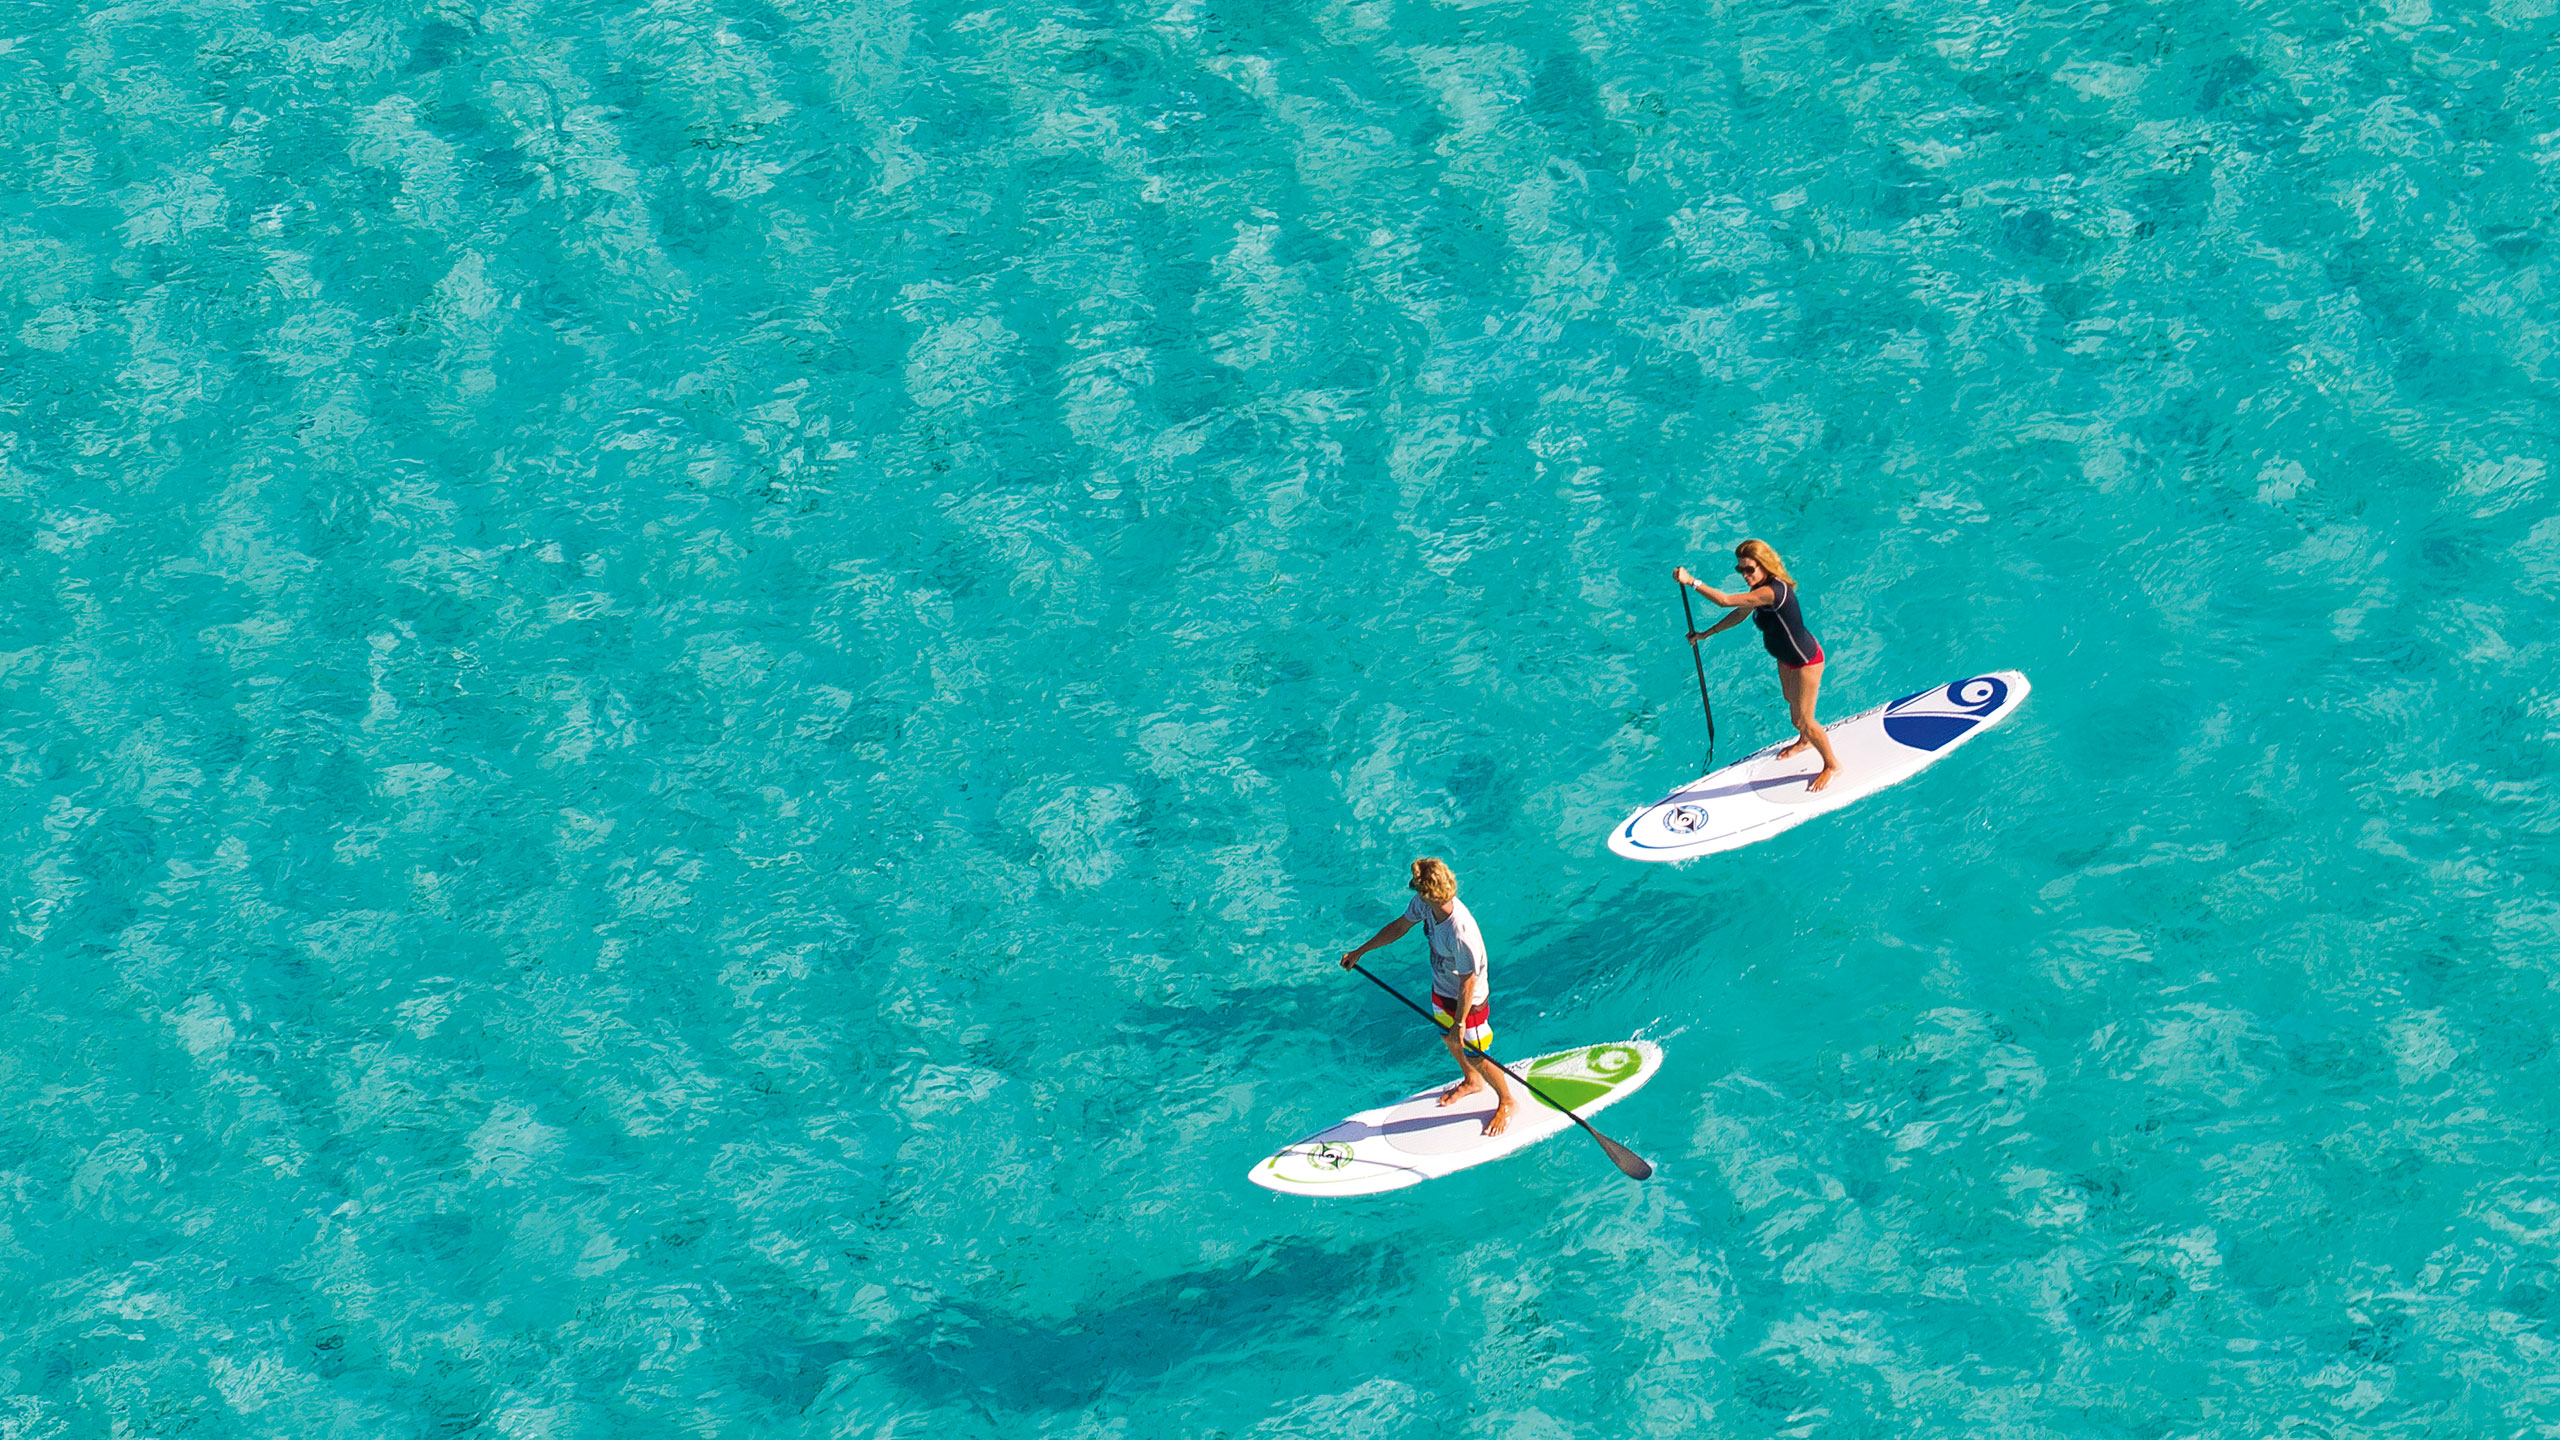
[{"xmin": 5, "ymin": 0, "xmax": 2560, "ymax": 1432}]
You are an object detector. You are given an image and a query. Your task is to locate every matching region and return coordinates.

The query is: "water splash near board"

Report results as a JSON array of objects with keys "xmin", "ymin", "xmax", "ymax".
[{"xmin": 1610, "ymin": 671, "xmax": 2031, "ymax": 863}]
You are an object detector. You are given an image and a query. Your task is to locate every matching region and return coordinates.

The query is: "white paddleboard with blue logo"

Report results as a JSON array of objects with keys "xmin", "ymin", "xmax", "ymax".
[
  {"xmin": 1249, "ymin": 1041, "xmax": 1663, "ymax": 1197},
  {"xmin": 1609, "ymin": 671, "xmax": 2030, "ymax": 863}
]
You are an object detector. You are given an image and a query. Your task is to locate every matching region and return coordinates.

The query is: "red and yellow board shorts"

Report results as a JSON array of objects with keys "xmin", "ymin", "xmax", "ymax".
[{"xmin": 1432, "ymin": 993, "xmax": 1492, "ymax": 1053}]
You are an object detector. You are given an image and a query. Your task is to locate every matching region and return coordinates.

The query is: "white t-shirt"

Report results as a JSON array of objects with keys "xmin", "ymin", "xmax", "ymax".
[{"xmin": 1403, "ymin": 894, "xmax": 1489, "ymax": 1000}]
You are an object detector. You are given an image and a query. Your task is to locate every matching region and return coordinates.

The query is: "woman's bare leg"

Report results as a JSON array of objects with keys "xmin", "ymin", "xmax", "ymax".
[
  {"xmin": 1779, "ymin": 662, "xmax": 1842, "ymax": 790},
  {"xmin": 1776, "ymin": 663, "xmax": 1814, "ymax": 756}
]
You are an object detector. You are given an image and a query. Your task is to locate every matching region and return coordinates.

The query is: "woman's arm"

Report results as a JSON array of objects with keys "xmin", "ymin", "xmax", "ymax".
[
  {"xmin": 1674, "ymin": 566, "xmax": 1774, "ymax": 609},
  {"xmin": 1687, "ymin": 610, "xmax": 1748, "ymax": 643}
]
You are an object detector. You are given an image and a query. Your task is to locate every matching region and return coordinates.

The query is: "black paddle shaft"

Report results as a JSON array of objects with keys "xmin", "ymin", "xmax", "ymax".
[
  {"xmin": 1348, "ymin": 962, "xmax": 1653, "ymax": 1181},
  {"xmin": 1679, "ymin": 580, "xmax": 1715, "ymax": 768}
]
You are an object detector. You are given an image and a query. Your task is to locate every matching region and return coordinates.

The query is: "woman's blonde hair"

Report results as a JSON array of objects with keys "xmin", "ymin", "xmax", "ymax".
[
  {"xmin": 1409, "ymin": 857, "xmax": 1457, "ymax": 902},
  {"xmin": 1735, "ymin": 538, "xmax": 1794, "ymax": 584}
]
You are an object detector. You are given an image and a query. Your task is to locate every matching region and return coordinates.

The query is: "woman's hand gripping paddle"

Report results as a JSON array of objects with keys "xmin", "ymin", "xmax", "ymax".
[
  {"xmin": 1679, "ymin": 578, "xmax": 1716, "ymax": 772},
  {"xmin": 1347, "ymin": 962, "xmax": 1653, "ymax": 1181}
]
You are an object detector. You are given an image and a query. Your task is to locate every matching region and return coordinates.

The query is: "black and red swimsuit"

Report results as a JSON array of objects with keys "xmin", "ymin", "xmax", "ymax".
[{"xmin": 1751, "ymin": 579, "xmax": 1824, "ymax": 668}]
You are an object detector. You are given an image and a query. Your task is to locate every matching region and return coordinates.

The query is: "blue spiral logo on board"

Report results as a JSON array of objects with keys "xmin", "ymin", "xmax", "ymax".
[{"xmin": 1883, "ymin": 675, "xmax": 2008, "ymax": 752}]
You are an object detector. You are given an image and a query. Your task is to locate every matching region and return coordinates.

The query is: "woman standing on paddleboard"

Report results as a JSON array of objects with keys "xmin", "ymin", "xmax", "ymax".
[
  {"xmin": 1676, "ymin": 539, "xmax": 1842, "ymax": 793},
  {"xmin": 1338, "ymin": 858, "xmax": 1514, "ymax": 1137}
]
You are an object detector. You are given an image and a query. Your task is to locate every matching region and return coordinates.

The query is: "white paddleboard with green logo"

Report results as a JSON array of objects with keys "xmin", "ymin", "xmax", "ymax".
[{"xmin": 1249, "ymin": 1041, "xmax": 1663, "ymax": 1197}]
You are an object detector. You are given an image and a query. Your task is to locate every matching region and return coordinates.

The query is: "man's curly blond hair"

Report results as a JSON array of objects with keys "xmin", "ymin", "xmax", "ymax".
[{"xmin": 1408, "ymin": 856, "xmax": 1457, "ymax": 903}]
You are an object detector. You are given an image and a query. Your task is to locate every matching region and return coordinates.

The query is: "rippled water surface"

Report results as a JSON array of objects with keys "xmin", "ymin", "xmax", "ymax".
[{"xmin": 5, "ymin": 0, "xmax": 2560, "ymax": 1433}]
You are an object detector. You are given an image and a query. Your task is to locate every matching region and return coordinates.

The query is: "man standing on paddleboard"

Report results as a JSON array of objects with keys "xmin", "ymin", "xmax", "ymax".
[
  {"xmin": 1677, "ymin": 538, "xmax": 1842, "ymax": 792},
  {"xmin": 1339, "ymin": 858, "xmax": 1514, "ymax": 1136}
]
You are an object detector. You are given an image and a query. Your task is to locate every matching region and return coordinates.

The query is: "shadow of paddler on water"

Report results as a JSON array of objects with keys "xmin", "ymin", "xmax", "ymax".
[{"xmin": 856, "ymin": 1237, "xmax": 1407, "ymax": 1414}]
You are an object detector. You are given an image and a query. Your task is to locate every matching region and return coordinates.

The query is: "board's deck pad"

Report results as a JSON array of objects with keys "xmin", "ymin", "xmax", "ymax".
[
  {"xmin": 1610, "ymin": 671, "xmax": 2030, "ymax": 863},
  {"xmin": 1250, "ymin": 1041, "xmax": 1663, "ymax": 1197}
]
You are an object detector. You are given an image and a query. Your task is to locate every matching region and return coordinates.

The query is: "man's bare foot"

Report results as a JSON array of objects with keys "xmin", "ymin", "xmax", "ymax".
[
  {"xmin": 1438, "ymin": 1077, "xmax": 1486, "ymax": 1107},
  {"xmin": 1777, "ymin": 739, "xmax": 1810, "ymax": 758},
  {"xmin": 1483, "ymin": 1103, "xmax": 1514, "ymax": 1137},
  {"xmin": 1807, "ymin": 766, "xmax": 1840, "ymax": 792}
]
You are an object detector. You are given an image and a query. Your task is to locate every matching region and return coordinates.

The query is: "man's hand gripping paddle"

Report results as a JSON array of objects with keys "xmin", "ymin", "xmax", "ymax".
[{"xmin": 1346, "ymin": 961, "xmax": 1653, "ymax": 1181}]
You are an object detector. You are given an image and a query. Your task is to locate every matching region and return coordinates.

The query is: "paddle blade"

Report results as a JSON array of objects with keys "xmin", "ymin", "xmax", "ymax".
[{"xmin": 1595, "ymin": 1131, "xmax": 1653, "ymax": 1180}]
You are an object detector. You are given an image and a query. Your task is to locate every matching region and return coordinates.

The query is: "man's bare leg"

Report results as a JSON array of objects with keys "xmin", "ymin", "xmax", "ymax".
[
  {"xmin": 1472, "ymin": 1052, "xmax": 1515, "ymax": 1135},
  {"xmin": 1438, "ymin": 1030, "xmax": 1487, "ymax": 1105}
]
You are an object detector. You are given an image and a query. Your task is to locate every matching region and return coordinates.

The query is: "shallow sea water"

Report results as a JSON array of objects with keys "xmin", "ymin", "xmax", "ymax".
[{"xmin": 4, "ymin": 0, "xmax": 2560, "ymax": 1434}]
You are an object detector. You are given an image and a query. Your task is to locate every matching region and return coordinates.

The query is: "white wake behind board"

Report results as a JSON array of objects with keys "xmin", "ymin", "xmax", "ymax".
[
  {"xmin": 1609, "ymin": 670, "xmax": 2031, "ymax": 863},
  {"xmin": 1249, "ymin": 1041, "xmax": 1663, "ymax": 1198}
]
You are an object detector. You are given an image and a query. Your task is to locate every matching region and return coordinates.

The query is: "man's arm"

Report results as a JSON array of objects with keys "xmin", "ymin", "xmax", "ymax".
[{"xmin": 1340, "ymin": 916, "xmax": 1414, "ymax": 968}]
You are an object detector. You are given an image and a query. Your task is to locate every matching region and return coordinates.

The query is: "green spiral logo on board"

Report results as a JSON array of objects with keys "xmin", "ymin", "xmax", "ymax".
[
  {"xmin": 1305, "ymin": 1142, "xmax": 1354, "ymax": 1171},
  {"xmin": 1585, "ymin": 1044, "xmax": 1638, "ymax": 1076}
]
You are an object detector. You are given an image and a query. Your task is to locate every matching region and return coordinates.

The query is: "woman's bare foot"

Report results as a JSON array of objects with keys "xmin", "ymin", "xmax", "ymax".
[
  {"xmin": 1777, "ymin": 739, "xmax": 1810, "ymax": 758},
  {"xmin": 1484, "ymin": 1103, "xmax": 1514, "ymax": 1137},
  {"xmin": 1807, "ymin": 766, "xmax": 1840, "ymax": 792},
  {"xmin": 1438, "ymin": 1077, "xmax": 1486, "ymax": 1107}
]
